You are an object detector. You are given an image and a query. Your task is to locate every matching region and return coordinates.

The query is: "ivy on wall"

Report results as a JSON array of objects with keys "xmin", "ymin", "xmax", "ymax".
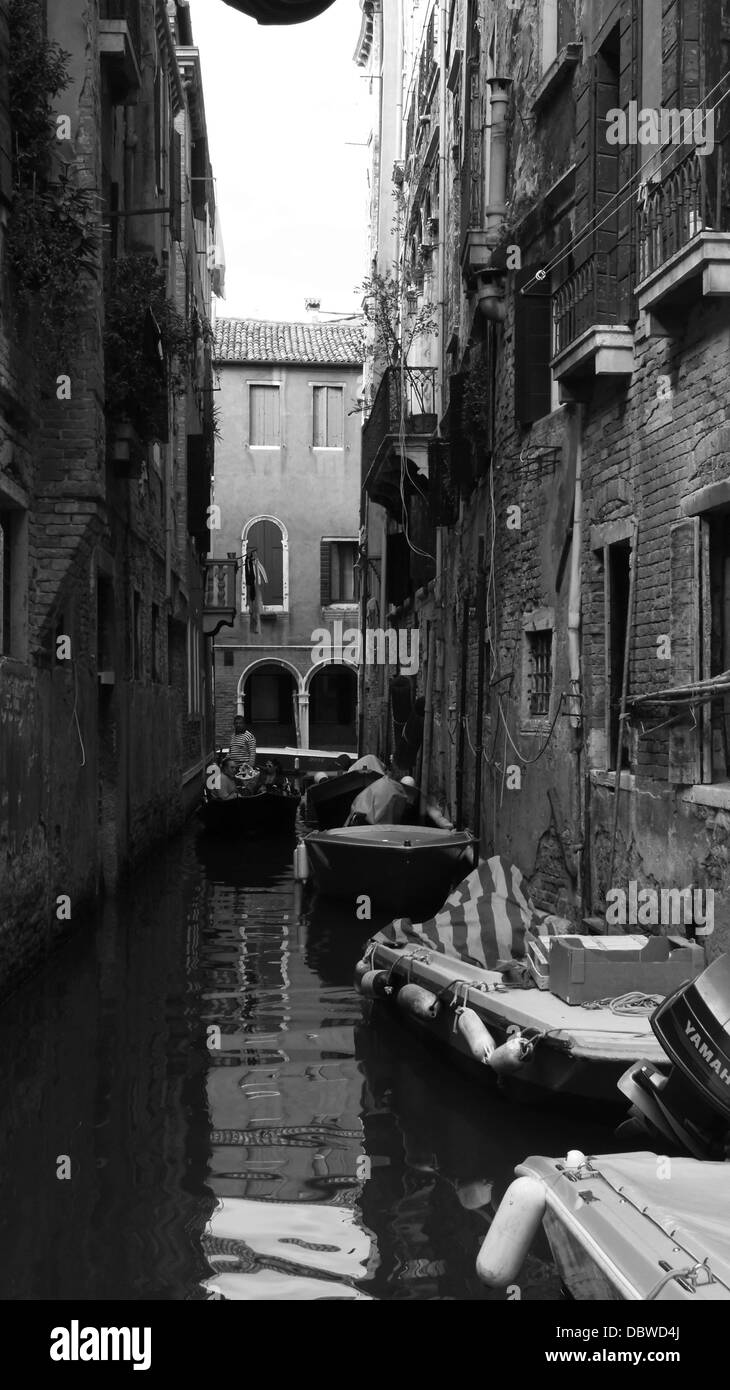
[
  {"xmin": 5, "ymin": 0, "xmax": 97, "ymax": 379},
  {"xmin": 104, "ymin": 254, "xmax": 195, "ymax": 443}
]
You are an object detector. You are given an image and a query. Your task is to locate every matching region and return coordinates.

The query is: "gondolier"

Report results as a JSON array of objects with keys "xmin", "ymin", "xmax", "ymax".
[{"xmin": 228, "ymin": 714, "xmax": 256, "ymax": 771}]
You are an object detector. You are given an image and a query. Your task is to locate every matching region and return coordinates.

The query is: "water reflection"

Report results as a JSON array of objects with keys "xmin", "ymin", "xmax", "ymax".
[{"xmin": 0, "ymin": 825, "xmax": 620, "ymax": 1300}]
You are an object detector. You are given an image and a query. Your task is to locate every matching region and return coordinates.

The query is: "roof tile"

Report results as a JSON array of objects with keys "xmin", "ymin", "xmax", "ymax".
[{"xmin": 214, "ymin": 317, "xmax": 363, "ymax": 367}]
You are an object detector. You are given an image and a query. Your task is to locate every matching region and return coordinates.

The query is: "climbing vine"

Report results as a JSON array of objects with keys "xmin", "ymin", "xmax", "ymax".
[{"xmin": 5, "ymin": 0, "xmax": 97, "ymax": 378}]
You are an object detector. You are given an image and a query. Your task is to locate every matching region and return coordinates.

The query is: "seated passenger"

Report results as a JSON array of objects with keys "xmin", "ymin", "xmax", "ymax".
[{"xmin": 210, "ymin": 758, "xmax": 240, "ymax": 802}]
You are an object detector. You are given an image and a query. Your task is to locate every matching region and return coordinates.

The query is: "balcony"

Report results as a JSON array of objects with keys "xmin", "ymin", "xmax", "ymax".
[
  {"xmin": 552, "ymin": 253, "xmax": 634, "ymax": 398},
  {"xmin": 99, "ymin": 0, "xmax": 142, "ymax": 102},
  {"xmin": 362, "ymin": 366, "xmax": 437, "ymax": 518},
  {"xmin": 636, "ymin": 142, "xmax": 730, "ymax": 329},
  {"xmin": 203, "ymin": 557, "xmax": 238, "ymax": 638}
]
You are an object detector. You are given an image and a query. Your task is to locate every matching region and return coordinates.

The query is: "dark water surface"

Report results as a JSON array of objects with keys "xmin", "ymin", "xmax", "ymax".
[{"xmin": 0, "ymin": 827, "xmax": 619, "ymax": 1300}]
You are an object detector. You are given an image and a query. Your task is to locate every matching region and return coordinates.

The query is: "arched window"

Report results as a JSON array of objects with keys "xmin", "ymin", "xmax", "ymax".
[{"xmin": 241, "ymin": 515, "xmax": 289, "ymax": 614}]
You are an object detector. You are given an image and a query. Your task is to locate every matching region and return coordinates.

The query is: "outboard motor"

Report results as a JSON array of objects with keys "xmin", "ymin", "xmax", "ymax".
[{"xmin": 618, "ymin": 954, "xmax": 730, "ymax": 1158}]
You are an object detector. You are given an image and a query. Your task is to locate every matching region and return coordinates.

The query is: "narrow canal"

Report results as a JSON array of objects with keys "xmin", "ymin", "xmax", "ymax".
[{"xmin": 0, "ymin": 826, "xmax": 620, "ymax": 1301}]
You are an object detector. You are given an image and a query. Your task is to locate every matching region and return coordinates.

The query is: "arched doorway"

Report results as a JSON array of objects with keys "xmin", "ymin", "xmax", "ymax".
[
  {"xmin": 241, "ymin": 661, "xmax": 298, "ymax": 747},
  {"xmin": 308, "ymin": 664, "xmax": 357, "ymax": 750}
]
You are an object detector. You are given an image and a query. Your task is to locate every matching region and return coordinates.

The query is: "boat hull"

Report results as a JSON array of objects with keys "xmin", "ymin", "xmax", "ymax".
[
  {"xmin": 366, "ymin": 940, "xmax": 666, "ymax": 1105},
  {"xmin": 515, "ymin": 1153, "xmax": 730, "ymax": 1300},
  {"xmin": 304, "ymin": 826, "xmax": 477, "ymax": 918},
  {"xmin": 200, "ymin": 791, "xmax": 298, "ymax": 838}
]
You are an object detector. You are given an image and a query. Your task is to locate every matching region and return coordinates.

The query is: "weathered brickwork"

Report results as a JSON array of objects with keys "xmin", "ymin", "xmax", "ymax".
[{"xmin": 0, "ymin": 1, "xmax": 217, "ymax": 997}]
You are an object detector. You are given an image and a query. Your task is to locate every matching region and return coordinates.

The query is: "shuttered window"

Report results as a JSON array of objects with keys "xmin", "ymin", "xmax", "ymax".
[
  {"xmin": 668, "ymin": 516, "xmax": 701, "ymax": 784},
  {"xmin": 320, "ymin": 540, "xmax": 359, "ymax": 604},
  {"xmin": 514, "ymin": 265, "xmax": 552, "ymax": 425},
  {"xmin": 249, "ymin": 385, "xmax": 281, "ymax": 446},
  {"xmin": 313, "ymin": 385, "xmax": 344, "ymax": 447},
  {"xmin": 170, "ymin": 129, "xmax": 182, "ymax": 242}
]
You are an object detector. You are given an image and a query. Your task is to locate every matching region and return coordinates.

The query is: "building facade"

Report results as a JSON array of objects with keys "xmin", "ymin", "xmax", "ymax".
[
  {"xmin": 0, "ymin": 0, "xmax": 224, "ymax": 996},
  {"xmin": 211, "ymin": 317, "xmax": 363, "ymax": 752},
  {"xmin": 356, "ymin": 0, "xmax": 730, "ymax": 954}
]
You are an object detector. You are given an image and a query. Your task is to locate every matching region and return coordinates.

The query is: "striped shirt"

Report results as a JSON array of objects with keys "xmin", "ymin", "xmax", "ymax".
[{"xmin": 228, "ymin": 730, "xmax": 256, "ymax": 769}]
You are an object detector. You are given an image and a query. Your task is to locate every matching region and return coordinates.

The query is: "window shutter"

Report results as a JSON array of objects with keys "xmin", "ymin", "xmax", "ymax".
[
  {"xmin": 313, "ymin": 386, "xmax": 325, "ymax": 445},
  {"xmin": 170, "ymin": 130, "xmax": 182, "ymax": 242},
  {"xmin": 514, "ymin": 267, "xmax": 552, "ymax": 425},
  {"xmin": 668, "ymin": 516, "xmax": 701, "ymax": 784},
  {"xmin": 320, "ymin": 540, "xmax": 332, "ymax": 605},
  {"xmin": 328, "ymin": 387, "xmax": 343, "ymax": 448}
]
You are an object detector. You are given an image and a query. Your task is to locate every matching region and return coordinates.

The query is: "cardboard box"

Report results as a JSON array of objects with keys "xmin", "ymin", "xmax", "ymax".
[{"xmin": 548, "ymin": 933, "xmax": 705, "ymax": 1006}]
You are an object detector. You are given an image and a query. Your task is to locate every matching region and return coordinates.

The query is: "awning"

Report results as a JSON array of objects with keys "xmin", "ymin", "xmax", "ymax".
[{"xmin": 223, "ymin": 0, "xmax": 337, "ymax": 24}]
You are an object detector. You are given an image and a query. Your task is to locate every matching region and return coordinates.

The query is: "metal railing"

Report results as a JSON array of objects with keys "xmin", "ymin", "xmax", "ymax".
[
  {"xmin": 100, "ymin": 0, "xmax": 141, "ymax": 66},
  {"xmin": 636, "ymin": 142, "xmax": 730, "ymax": 282},
  {"xmin": 552, "ymin": 252, "xmax": 620, "ymax": 356},
  {"xmin": 362, "ymin": 365, "xmax": 437, "ymax": 484}
]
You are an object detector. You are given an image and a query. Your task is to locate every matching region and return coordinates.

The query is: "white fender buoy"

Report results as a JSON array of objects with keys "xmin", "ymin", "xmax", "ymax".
[
  {"xmin": 455, "ymin": 1007, "xmax": 496, "ymax": 1063},
  {"xmin": 488, "ymin": 1033, "xmax": 534, "ymax": 1075},
  {"xmin": 397, "ymin": 982, "xmax": 441, "ymax": 1021},
  {"xmin": 358, "ymin": 969, "xmax": 391, "ymax": 999},
  {"xmin": 476, "ymin": 1176, "xmax": 546, "ymax": 1287},
  {"xmin": 293, "ymin": 841, "xmax": 309, "ymax": 882}
]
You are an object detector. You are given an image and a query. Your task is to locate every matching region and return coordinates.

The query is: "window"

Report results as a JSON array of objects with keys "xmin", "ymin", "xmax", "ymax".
[
  {"xmin": 313, "ymin": 385, "xmax": 344, "ymax": 448},
  {"xmin": 151, "ymin": 603, "xmax": 160, "ymax": 682},
  {"xmin": 223, "ymin": 648, "xmax": 234, "ymax": 667},
  {"xmin": 541, "ymin": 0, "xmax": 575, "ymax": 73},
  {"xmin": 243, "ymin": 516, "xmax": 288, "ymax": 612},
  {"xmin": 603, "ymin": 540, "xmax": 632, "ymax": 769},
  {"xmin": 320, "ymin": 539, "xmax": 360, "ymax": 606},
  {"xmin": 0, "ymin": 510, "xmax": 12, "ymax": 656},
  {"xmin": 132, "ymin": 591, "xmax": 142, "ymax": 680},
  {"xmin": 187, "ymin": 618, "xmax": 201, "ymax": 716},
  {"xmin": 523, "ymin": 625, "xmax": 553, "ymax": 719},
  {"xmin": 249, "ymin": 384, "xmax": 280, "ymax": 447}
]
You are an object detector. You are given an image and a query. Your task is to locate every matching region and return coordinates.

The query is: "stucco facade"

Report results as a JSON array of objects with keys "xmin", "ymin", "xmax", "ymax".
[{"xmin": 211, "ymin": 319, "xmax": 363, "ymax": 751}]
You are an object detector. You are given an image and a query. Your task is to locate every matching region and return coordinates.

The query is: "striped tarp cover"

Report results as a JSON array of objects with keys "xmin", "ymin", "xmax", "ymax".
[{"xmin": 375, "ymin": 856, "xmax": 571, "ymax": 971}]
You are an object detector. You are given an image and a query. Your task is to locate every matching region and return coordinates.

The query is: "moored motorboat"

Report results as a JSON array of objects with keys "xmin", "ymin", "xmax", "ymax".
[
  {"xmin": 357, "ymin": 857, "xmax": 671, "ymax": 1104},
  {"xmin": 303, "ymin": 824, "xmax": 478, "ymax": 919},
  {"xmin": 476, "ymin": 1149, "xmax": 730, "ymax": 1300}
]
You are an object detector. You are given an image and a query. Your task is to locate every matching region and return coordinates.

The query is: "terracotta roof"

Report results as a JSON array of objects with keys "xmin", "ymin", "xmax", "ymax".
[{"xmin": 214, "ymin": 318, "xmax": 364, "ymax": 367}]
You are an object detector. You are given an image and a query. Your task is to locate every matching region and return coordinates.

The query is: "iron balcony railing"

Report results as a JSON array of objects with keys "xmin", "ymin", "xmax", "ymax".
[
  {"xmin": 100, "ymin": 0, "xmax": 141, "ymax": 67},
  {"xmin": 361, "ymin": 365, "xmax": 438, "ymax": 486},
  {"xmin": 552, "ymin": 252, "xmax": 620, "ymax": 356},
  {"xmin": 637, "ymin": 139, "xmax": 730, "ymax": 282}
]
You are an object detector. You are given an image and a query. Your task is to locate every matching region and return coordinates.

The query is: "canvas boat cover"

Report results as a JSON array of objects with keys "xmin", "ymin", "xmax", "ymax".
[
  {"xmin": 580, "ymin": 1154, "xmax": 730, "ymax": 1291},
  {"xmin": 374, "ymin": 856, "xmax": 571, "ymax": 972}
]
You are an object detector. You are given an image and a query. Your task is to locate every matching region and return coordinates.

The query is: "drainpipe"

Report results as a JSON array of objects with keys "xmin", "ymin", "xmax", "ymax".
[
  {"xmin": 485, "ymin": 79, "xmax": 511, "ymax": 249},
  {"xmin": 358, "ymin": 498, "xmax": 369, "ymax": 754},
  {"xmin": 475, "ymin": 78, "xmax": 511, "ymax": 322},
  {"xmin": 567, "ymin": 405, "xmax": 585, "ymax": 914},
  {"xmin": 436, "ymin": 0, "xmax": 447, "ymax": 421}
]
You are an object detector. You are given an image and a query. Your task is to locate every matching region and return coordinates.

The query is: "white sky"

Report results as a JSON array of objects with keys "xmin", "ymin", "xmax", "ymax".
[{"xmin": 190, "ymin": 0, "xmax": 371, "ymax": 321}]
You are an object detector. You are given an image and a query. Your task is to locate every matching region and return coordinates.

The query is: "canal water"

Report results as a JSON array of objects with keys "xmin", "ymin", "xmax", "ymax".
[{"xmin": 0, "ymin": 826, "xmax": 620, "ymax": 1301}]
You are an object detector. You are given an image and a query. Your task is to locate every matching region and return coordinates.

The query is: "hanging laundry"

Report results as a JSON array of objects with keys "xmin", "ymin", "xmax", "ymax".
[{"xmin": 245, "ymin": 547, "xmax": 268, "ymax": 634}]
